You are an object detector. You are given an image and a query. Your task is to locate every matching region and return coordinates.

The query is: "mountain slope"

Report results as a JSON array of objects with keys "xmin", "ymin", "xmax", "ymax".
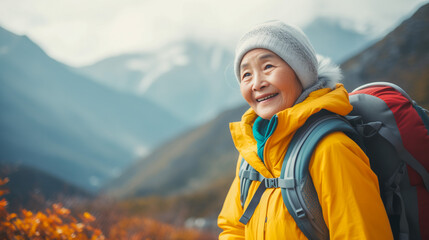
[
  {"xmin": 303, "ymin": 17, "xmax": 373, "ymax": 63},
  {"xmin": 0, "ymin": 163, "xmax": 91, "ymax": 212},
  {"xmin": 341, "ymin": 3, "xmax": 429, "ymax": 108},
  {"xmin": 105, "ymin": 105, "xmax": 248, "ymax": 198},
  {"xmin": 79, "ymin": 20, "xmax": 373, "ymax": 126},
  {"xmin": 0, "ymin": 26, "xmax": 187, "ymax": 192},
  {"xmin": 79, "ymin": 42, "xmax": 244, "ymax": 125}
]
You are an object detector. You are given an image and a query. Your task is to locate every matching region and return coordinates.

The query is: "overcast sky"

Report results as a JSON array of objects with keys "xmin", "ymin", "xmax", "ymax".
[{"xmin": 0, "ymin": 0, "xmax": 427, "ymax": 67}]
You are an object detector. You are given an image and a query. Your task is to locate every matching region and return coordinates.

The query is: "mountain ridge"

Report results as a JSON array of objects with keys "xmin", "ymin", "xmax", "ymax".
[
  {"xmin": 104, "ymin": 104, "xmax": 248, "ymax": 198},
  {"xmin": 0, "ymin": 163, "xmax": 91, "ymax": 212},
  {"xmin": 341, "ymin": 3, "xmax": 429, "ymax": 107},
  {"xmin": 0, "ymin": 26, "xmax": 188, "ymax": 192},
  {"xmin": 79, "ymin": 41, "xmax": 243, "ymax": 125},
  {"xmin": 78, "ymin": 17, "xmax": 375, "ymax": 126},
  {"xmin": 303, "ymin": 16, "xmax": 374, "ymax": 63}
]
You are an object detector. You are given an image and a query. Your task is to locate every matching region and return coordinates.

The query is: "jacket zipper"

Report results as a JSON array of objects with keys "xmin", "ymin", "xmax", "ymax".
[
  {"xmin": 261, "ymin": 116, "xmax": 276, "ymax": 239},
  {"xmin": 263, "ymin": 133, "xmax": 274, "ymax": 172}
]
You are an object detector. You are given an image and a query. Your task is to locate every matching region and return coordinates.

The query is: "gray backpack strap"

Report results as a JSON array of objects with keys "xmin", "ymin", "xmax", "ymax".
[
  {"xmin": 239, "ymin": 177, "xmax": 290, "ymax": 225},
  {"xmin": 383, "ymin": 162, "xmax": 410, "ymax": 240},
  {"xmin": 280, "ymin": 111, "xmax": 361, "ymax": 240},
  {"xmin": 239, "ymin": 158, "xmax": 264, "ymax": 207},
  {"xmin": 365, "ymin": 123, "xmax": 427, "ymax": 240},
  {"xmin": 239, "ymin": 158, "xmax": 250, "ymax": 207},
  {"xmin": 239, "ymin": 178, "xmax": 267, "ymax": 224},
  {"xmin": 239, "ymin": 157, "xmax": 291, "ymax": 225},
  {"xmin": 378, "ymin": 125, "xmax": 429, "ymax": 191},
  {"xmin": 238, "ymin": 110, "xmax": 360, "ymax": 238}
]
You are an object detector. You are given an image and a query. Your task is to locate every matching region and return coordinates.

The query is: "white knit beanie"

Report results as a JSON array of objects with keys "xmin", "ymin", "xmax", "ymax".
[{"xmin": 234, "ymin": 20, "xmax": 318, "ymax": 89}]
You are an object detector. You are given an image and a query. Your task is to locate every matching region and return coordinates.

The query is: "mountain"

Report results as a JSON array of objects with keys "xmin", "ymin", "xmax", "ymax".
[
  {"xmin": 104, "ymin": 3, "xmax": 429, "ymax": 203},
  {"xmin": 105, "ymin": 104, "xmax": 248, "ymax": 198},
  {"xmin": 78, "ymin": 42, "xmax": 245, "ymax": 125},
  {"xmin": 341, "ymin": 3, "xmax": 429, "ymax": 108},
  {"xmin": 78, "ymin": 19, "xmax": 373, "ymax": 126},
  {"xmin": 0, "ymin": 26, "xmax": 187, "ymax": 192},
  {"xmin": 303, "ymin": 17, "xmax": 374, "ymax": 63},
  {"xmin": 0, "ymin": 163, "xmax": 91, "ymax": 212}
]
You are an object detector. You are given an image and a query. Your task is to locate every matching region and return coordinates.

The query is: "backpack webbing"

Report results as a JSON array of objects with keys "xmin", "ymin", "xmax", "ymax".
[{"xmin": 238, "ymin": 111, "xmax": 361, "ymax": 240}]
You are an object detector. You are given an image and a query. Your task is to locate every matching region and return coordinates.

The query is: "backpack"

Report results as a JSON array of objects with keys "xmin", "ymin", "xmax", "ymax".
[{"xmin": 238, "ymin": 82, "xmax": 429, "ymax": 240}]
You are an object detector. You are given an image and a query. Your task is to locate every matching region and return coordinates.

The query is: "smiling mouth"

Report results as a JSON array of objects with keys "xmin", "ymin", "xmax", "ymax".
[{"xmin": 256, "ymin": 93, "xmax": 278, "ymax": 102}]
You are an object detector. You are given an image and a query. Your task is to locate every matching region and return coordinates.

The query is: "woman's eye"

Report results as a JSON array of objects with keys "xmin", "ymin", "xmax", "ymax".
[
  {"xmin": 242, "ymin": 72, "xmax": 251, "ymax": 79},
  {"xmin": 265, "ymin": 64, "xmax": 273, "ymax": 70}
]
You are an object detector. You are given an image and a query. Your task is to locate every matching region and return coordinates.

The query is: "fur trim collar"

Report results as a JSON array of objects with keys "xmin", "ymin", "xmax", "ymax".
[{"xmin": 295, "ymin": 55, "xmax": 343, "ymax": 104}]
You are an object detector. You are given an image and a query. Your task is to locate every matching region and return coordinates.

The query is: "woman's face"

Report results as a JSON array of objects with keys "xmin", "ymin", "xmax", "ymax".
[{"xmin": 239, "ymin": 48, "xmax": 303, "ymax": 119}]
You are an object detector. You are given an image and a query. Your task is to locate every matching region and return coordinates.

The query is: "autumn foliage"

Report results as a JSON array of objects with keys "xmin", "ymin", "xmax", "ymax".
[
  {"xmin": 108, "ymin": 217, "xmax": 210, "ymax": 239},
  {"xmin": 0, "ymin": 178, "xmax": 104, "ymax": 239},
  {"xmin": 0, "ymin": 178, "xmax": 215, "ymax": 240}
]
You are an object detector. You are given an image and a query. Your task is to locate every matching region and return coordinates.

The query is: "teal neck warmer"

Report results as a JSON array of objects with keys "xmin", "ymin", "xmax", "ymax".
[{"xmin": 252, "ymin": 115, "xmax": 278, "ymax": 163}]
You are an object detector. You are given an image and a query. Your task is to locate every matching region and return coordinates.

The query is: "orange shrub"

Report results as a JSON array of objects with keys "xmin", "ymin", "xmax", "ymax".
[
  {"xmin": 0, "ymin": 177, "xmax": 216, "ymax": 240},
  {"xmin": 0, "ymin": 177, "xmax": 104, "ymax": 240},
  {"xmin": 108, "ymin": 216, "xmax": 207, "ymax": 240}
]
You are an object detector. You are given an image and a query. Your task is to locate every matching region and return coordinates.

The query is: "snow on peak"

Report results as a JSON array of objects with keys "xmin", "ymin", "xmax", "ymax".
[{"xmin": 125, "ymin": 44, "xmax": 190, "ymax": 94}]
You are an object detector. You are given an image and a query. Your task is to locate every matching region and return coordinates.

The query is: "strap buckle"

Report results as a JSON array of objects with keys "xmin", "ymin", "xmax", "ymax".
[{"xmin": 265, "ymin": 178, "xmax": 279, "ymax": 188}]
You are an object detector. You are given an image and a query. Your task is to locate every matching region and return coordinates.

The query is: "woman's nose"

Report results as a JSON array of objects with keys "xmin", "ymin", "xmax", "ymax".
[{"xmin": 252, "ymin": 73, "xmax": 267, "ymax": 91}]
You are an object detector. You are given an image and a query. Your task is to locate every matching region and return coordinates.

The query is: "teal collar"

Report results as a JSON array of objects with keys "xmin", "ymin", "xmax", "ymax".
[{"xmin": 252, "ymin": 115, "xmax": 278, "ymax": 163}]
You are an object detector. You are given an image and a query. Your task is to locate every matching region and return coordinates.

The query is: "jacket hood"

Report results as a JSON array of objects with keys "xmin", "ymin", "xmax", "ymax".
[{"xmin": 230, "ymin": 84, "xmax": 352, "ymax": 178}]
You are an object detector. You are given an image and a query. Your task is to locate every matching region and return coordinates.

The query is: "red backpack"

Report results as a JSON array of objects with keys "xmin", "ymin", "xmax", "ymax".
[
  {"xmin": 348, "ymin": 82, "xmax": 429, "ymax": 240},
  {"xmin": 238, "ymin": 82, "xmax": 429, "ymax": 239}
]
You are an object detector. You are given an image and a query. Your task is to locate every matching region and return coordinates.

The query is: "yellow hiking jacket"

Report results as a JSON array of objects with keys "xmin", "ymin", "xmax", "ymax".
[{"xmin": 218, "ymin": 85, "xmax": 393, "ymax": 240}]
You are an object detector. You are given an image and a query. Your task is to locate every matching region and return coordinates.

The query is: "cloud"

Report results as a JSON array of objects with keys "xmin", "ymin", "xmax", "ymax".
[
  {"xmin": 0, "ymin": 0, "xmax": 427, "ymax": 66},
  {"xmin": 314, "ymin": 0, "xmax": 427, "ymax": 34}
]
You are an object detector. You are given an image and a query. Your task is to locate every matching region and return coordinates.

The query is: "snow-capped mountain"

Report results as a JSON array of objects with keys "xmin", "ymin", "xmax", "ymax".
[
  {"xmin": 0, "ymin": 26, "xmax": 187, "ymax": 192},
  {"xmin": 78, "ymin": 18, "xmax": 373, "ymax": 126},
  {"xmin": 79, "ymin": 42, "xmax": 244, "ymax": 125}
]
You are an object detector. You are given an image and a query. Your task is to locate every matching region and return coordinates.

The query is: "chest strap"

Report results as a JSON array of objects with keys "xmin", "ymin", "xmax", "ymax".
[{"xmin": 238, "ymin": 175, "xmax": 294, "ymax": 224}]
